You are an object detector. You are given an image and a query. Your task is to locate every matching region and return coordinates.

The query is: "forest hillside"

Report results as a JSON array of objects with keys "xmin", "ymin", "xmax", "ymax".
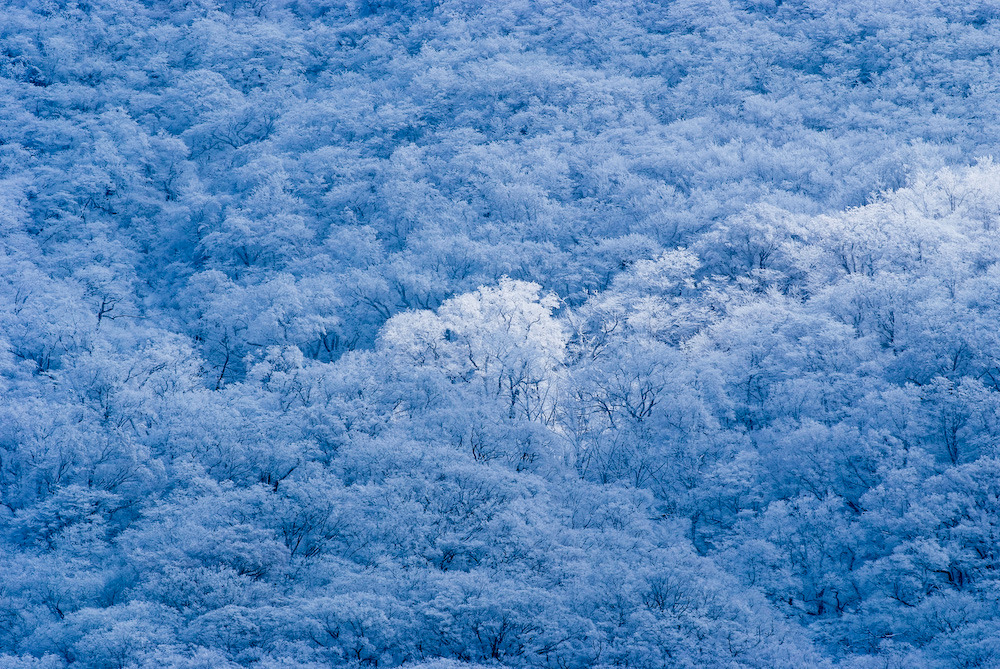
[{"xmin": 3, "ymin": 0, "xmax": 1000, "ymax": 666}]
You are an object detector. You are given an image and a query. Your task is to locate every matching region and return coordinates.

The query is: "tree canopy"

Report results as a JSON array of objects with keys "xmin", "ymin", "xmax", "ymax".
[{"xmin": 3, "ymin": 0, "xmax": 1000, "ymax": 666}]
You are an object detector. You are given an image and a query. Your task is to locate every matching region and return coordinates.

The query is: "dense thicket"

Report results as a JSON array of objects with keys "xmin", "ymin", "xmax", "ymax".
[{"xmin": 3, "ymin": 0, "xmax": 1000, "ymax": 666}]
